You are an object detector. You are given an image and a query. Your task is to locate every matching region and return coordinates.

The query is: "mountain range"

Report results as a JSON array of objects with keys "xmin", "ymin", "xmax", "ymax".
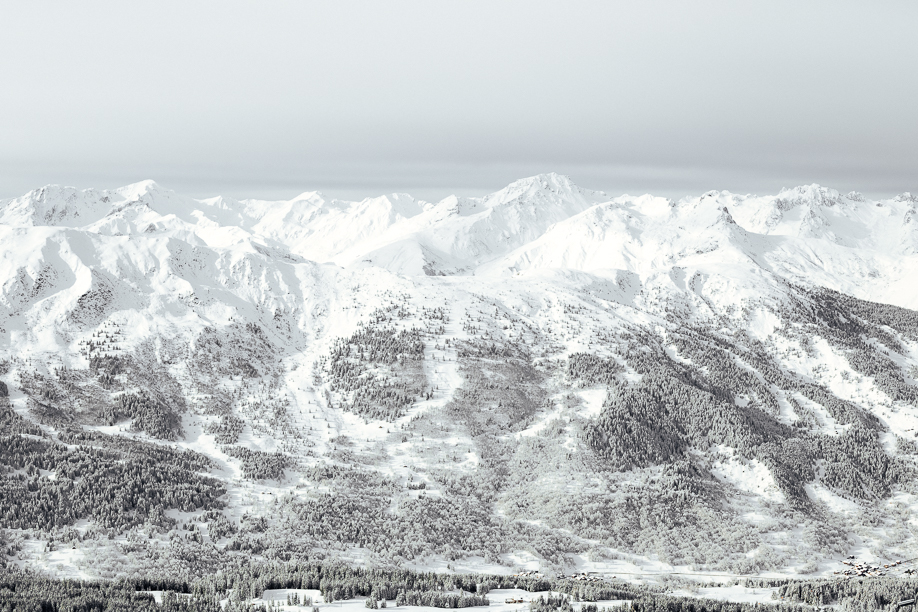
[{"xmin": 3, "ymin": 173, "xmax": 918, "ymax": 583}]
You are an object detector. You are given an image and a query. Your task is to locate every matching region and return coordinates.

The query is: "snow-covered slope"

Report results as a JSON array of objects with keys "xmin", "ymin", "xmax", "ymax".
[{"xmin": 4, "ymin": 174, "xmax": 918, "ymax": 581}]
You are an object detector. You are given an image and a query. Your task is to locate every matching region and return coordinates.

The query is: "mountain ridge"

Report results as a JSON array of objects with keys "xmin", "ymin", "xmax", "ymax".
[{"xmin": 4, "ymin": 174, "xmax": 918, "ymax": 305}]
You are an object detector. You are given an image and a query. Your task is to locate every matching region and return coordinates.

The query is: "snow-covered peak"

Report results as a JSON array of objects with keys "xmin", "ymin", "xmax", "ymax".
[
  {"xmin": 0, "ymin": 184, "xmax": 115, "ymax": 227},
  {"xmin": 492, "ymin": 172, "xmax": 601, "ymax": 201},
  {"xmin": 4, "ymin": 176, "xmax": 918, "ymax": 307},
  {"xmin": 352, "ymin": 193, "xmax": 426, "ymax": 220},
  {"xmin": 774, "ymin": 183, "xmax": 843, "ymax": 209},
  {"xmin": 481, "ymin": 172, "xmax": 605, "ymax": 210},
  {"xmin": 113, "ymin": 179, "xmax": 163, "ymax": 200}
]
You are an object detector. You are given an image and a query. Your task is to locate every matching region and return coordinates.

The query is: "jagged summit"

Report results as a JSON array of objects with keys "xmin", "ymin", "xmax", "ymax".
[{"xmin": 774, "ymin": 183, "xmax": 845, "ymax": 209}]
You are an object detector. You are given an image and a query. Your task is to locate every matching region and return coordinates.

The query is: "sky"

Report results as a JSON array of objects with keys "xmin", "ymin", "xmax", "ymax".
[{"xmin": 1, "ymin": 1, "xmax": 916, "ymax": 202}]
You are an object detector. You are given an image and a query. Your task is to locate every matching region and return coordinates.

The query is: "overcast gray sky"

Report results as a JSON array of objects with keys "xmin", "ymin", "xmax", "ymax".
[{"xmin": 1, "ymin": 1, "xmax": 915, "ymax": 201}]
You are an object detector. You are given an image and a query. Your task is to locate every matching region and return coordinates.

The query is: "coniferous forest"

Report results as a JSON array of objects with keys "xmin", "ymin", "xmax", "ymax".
[{"xmin": 0, "ymin": 562, "xmax": 884, "ymax": 612}]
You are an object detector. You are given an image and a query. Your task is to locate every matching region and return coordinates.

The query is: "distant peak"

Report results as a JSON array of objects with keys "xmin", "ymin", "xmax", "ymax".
[
  {"xmin": 115, "ymin": 179, "xmax": 166, "ymax": 200},
  {"xmin": 778, "ymin": 183, "xmax": 839, "ymax": 199},
  {"xmin": 775, "ymin": 184, "xmax": 842, "ymax": 209},
  {"xmin": 507, "ymin": 173, "xmax": 578, "ymax": 191},
  {"xmin": 24, "ymin": 184, "xmax": 86, "ymax": 201},
  {"xmin": 482, "ymin": 173, "xmax": 608, "ymax": 211},
  {"xmin": 291, "ymin": 190, "xmax": 324, "ymax": 202}
]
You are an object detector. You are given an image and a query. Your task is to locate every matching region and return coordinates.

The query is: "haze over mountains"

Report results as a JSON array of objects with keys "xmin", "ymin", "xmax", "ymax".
[{"xmin": 3, "ymin": 173, "xmax": 918, "ymax": 582}]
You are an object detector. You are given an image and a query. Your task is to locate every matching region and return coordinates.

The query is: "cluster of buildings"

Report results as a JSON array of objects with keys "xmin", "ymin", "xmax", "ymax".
[
  {"xmin": 557, "ymin": 573, "xmax": 606, "ymax": 583},
  {"xmin": 511, "ymin": 571, "xmax": 545, "ymax": 579},
  {"xmin": 834, "ymin": 559, "xmax": 907, "ymax": 578}
]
